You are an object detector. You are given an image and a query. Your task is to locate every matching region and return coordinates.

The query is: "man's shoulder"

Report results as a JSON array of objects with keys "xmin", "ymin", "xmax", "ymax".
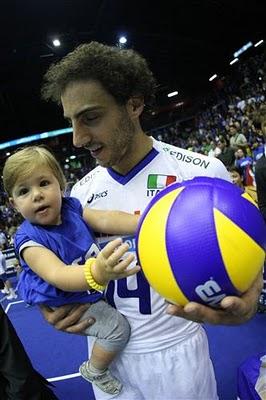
[
  {"xmin": 71, "ymin": 166, "xmax": 104, "ymax": 193},
  {"xmin": 154, "ymin": 138, "xmax": 229, "ymax": 179}
]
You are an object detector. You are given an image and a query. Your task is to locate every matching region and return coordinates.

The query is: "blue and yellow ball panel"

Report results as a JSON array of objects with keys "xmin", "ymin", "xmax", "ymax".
[
  {"xmin": 166, "ymin": 183, "xmax": 239, "ymax": 303},
  {"xmin": 136, "ymin": 177, "xmax": 266, "ymax": 306},
  {"xmin": 213, "ymin": 208, "xmax": 265, "ymax": 292},
  {"xmin": 137, "ymin": 187, "xmax": 190, "ymax": 305}
]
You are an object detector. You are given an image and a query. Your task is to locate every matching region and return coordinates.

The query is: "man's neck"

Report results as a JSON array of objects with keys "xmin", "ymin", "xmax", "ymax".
[{"xmin": 112, "ymin": 134, "xmax": 153, "ymax": 175}]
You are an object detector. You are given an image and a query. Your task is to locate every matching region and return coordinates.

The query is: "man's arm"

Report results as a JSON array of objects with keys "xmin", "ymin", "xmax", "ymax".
[
  {"xmin": 41, "ymin": 270, "xmax": 262, "ymax": 331},
  {"xmin": 166, "ymin": 270, "xmax": 263, "ymax": 325},
  {"xmin": 83, "ymin": 208, "xmax": 140, "ymax": 235}
]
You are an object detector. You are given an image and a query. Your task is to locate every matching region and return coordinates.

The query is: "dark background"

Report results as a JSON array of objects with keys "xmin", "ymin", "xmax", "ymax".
[{"xmin": 0, "ymin": 0, "xmax": 265, "ymax": 142}]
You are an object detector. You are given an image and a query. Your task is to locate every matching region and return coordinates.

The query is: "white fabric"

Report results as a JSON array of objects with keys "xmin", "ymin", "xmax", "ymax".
[
  {"xmin": 88, "ymin": 327, "xmax": 218, "ymax": 400},
  {"xmin": 71, "ymin": 138, "xmax": 230, "ymax": 398},
  {"xmin": 0, "ymin": 250, "xmax": 7, "ymax": 275}
]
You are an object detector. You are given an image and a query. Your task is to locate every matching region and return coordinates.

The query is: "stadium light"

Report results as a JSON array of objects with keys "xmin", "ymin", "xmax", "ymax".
[
  {"xmin": 52, "ymin": 39, "xmax": 61, "ymax": 47},
  {"xmin": 229, "ymin": 58, "xmax": 239, "ymax": 65},
  {"xmin": 254, "ymin": 39, "xmax": 264, "ymax": 47},
  {"xmin": 209, "ymin": 74, "xmax": 217, "ymax": 82},
  {"xmin": 234, "ymin": 41, "xmax": 253, "ymax": 58},
  {"xmin": 167, "ymin": 91, "xmax": 178, "ymax": 98},
  {"xmin": 0, "ymin": 127, "xmax": 73, "ymax": 150},
  {"xmin": 119, "ymin": 36, "xmax": 127, "ymax": 45}
]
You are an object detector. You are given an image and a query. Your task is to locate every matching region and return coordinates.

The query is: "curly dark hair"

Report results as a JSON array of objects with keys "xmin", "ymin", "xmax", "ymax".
[{"xmin": 41, "ymin": 41, "xmax": 157, "ymax": 106}]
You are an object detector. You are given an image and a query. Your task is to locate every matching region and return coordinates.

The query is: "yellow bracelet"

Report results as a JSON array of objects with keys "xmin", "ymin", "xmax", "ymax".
[{"xmin": 84, "ymin": 258, "xmax": 106, "ymax": 292}]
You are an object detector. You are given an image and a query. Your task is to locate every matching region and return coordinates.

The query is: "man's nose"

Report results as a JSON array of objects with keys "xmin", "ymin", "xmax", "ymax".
[{"xmin": 72, "ymin": 123, "xmax": 92, "ymax": 148}]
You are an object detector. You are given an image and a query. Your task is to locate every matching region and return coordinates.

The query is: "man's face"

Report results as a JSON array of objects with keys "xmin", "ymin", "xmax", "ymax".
[
  {"xmin": 235, "ymin": 149, "xmax": 244, "ymax": 159},
  {"xmin": 61, "ymin": 80, "xmax": 138, "ymax": 171},
  {"xmin": 229, "ymin": 126, "xmax": 237, "ymax": 135},
  {"xmin": 230, "ymin": 171, "xmax": 242, "ymax": 187}
]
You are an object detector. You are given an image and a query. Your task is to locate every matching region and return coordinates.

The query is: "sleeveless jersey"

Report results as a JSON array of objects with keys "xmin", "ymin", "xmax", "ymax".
[
  {"xmin": 14, "ymin": 197, "xmax": 102, "ymax": 306},
  {"xmin": 71, "ymin": 138, "xmax": 231, "ymax": 353}
]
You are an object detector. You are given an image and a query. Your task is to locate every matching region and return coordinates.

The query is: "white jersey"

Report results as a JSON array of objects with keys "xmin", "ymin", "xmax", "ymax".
[
  {"xmin": 71, "ymin": 138, "xmax": 230, "ymax": 354},
  {"xmin": 0, "ymin": 250, "xmax": 7, "ymax": 275}
]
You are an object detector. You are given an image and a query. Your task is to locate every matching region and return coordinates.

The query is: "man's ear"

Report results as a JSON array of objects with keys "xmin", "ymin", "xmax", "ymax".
[{"xmin": 126, "ymin": 96, "xmax": 144, "ymax": 118}]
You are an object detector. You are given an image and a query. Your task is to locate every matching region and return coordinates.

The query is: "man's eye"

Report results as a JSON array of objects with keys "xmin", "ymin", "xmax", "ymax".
[{"xmin": 84, "ymin": 115, "xmax": 98, "ymax": 123}]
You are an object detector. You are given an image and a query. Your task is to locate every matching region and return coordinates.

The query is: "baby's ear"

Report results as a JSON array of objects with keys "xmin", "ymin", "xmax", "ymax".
[{"xmin": 8, "ymin": 197, "xmax": 16, "ymax": 209}]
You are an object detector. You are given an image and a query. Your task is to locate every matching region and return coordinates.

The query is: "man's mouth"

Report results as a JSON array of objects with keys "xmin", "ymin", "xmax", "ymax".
[{"xmin": 86, "ymin": 145, "xmax": 103, "ymax": 158}]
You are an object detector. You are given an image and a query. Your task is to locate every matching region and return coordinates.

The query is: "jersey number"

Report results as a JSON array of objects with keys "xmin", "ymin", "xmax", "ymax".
[{"xmin": 106, "ymin": 272, "xmax": 151, "ymax": 314}]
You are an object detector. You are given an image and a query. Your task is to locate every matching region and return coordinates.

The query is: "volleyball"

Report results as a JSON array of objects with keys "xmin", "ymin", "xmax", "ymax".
[{"xmin": 136, "ymin": 177, "xmax": 266, "ymax": 307}]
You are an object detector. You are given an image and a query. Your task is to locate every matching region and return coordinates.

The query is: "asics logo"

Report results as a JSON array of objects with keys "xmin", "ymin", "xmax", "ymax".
[{"xmin": 87, "ymin": 190, "xmax": 108, "ymax": 204}]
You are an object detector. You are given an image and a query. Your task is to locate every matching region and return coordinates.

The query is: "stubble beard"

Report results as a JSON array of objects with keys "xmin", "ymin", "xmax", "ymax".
[{"xmin": 98, "ymin": 111, "xmax": 137, "ymax": 170}]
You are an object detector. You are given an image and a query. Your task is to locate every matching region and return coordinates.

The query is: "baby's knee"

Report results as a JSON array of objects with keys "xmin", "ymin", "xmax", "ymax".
[{"xmin": 98, "ymin": 312, "xmax": 131, "ymax": 352}]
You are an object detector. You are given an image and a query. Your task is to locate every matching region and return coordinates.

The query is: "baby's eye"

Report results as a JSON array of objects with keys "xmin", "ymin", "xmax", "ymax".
[
  {"xmin": 40, "ymin": 180, "xmax": 50, "ymax": 187},
  {"xmin": 18, "ymin": 188, "xmax": 28, "ymax": 196}
]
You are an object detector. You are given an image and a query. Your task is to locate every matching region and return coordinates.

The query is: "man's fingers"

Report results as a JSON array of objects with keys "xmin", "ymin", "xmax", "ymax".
[
  {"xmin": 39, "ymin": 303, "xmax": 96, "ymax": 333},
  {"xmin": 53, "ymin": 304, "xmax": 90, "ymax": 330},
  {"xmin": 64, "ymin": 318, "xmax": 96, "ymax": 335},
  {"xmin": 39, "ymin": 304, "xmax": 75, "ymax": 325}
]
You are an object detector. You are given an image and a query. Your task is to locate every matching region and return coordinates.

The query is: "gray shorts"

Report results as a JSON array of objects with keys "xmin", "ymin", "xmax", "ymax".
[{"xmin": 79, "ymin": 299, "xmax": 131, "ymax": 353}]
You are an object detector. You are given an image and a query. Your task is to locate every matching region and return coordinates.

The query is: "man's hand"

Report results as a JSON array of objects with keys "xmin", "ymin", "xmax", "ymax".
[
  {"xmin": 39, "ymin": 304, "xmax": 95, "ymax": 334},
  {"xmin": 166, "ymin": 271, "xmax": 263, "ymax": 325}
]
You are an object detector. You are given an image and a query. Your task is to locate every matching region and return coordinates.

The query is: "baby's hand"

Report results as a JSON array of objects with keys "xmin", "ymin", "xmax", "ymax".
[{"xmin": 92, "ymin": 238, "xmax": 140, "ymax": 285}]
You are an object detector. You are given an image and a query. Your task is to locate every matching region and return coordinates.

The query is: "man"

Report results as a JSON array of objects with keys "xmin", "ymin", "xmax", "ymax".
[
  {"xmin": 255, "ymin": 120, "xmax": 266, "ymax": 223},
  {"xmin": 228, "ymin": 123, "xmax": 247, "ymax": 150},
  {"xmin": 216, "ymin": 138, "xmax": 235, "ymax": 167},
  {"xmin": 40, "ymin": 41, "xmax": 262, "ymax": 400},
  {"xmin": 0, "ymin": 305, "xmax": 58, "ymax": 399}
]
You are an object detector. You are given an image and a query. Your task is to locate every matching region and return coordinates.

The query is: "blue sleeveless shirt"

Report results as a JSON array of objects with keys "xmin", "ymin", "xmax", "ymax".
[{"xmin": 15, "ymin": 197, "xmax": 102, "ymax": 306}]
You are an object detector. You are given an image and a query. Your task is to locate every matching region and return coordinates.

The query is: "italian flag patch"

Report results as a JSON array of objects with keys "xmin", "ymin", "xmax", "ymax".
[{"xmin": 147, "ymin": 174, "xmax": 176, "ymax": 189}]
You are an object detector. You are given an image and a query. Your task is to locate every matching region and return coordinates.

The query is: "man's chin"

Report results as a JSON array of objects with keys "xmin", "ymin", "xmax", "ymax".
[{"xmin": 96, "ymin": 158, "xmax": 112, "ymax": 168}]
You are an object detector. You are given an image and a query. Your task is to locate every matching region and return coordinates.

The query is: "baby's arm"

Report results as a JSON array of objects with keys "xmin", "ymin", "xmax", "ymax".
[
  {"xmin": 83, "ymin": 208, "xmax": 140, "ymax": 235},
  {"xmin": 22, "ymin": 238, "xmax": 140, "ymax": 292}
]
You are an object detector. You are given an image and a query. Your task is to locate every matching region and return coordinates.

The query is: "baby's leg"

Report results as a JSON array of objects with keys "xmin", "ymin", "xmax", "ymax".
[{"xmin": 79, "ymin": 300, "xmax": 130, "ymax": 395}]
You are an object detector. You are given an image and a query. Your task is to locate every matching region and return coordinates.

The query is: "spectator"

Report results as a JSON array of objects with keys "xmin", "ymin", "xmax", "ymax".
[
  {"xmin": 234, "ymin": 146, "xmax": 255, "ymax": 186},
  {"xmin": 0, "ymin": 246, "xmax": 17, "ymax": 300},
  {"xmin": 229, "ymin": 123, "xmax": 248, "ymax": 150},
  {"xmin": 228, "ymin": 166, "xmax": 257, "ymax": 203},
  {"xmin": 217, "ymin": 138, "xmax": 235, "ymax": 167}
]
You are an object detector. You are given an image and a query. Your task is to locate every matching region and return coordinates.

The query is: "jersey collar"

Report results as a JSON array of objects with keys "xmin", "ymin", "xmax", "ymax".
[{"xmin": 107, "ymin": 147, "xmax": 159, "ymax": 185}]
